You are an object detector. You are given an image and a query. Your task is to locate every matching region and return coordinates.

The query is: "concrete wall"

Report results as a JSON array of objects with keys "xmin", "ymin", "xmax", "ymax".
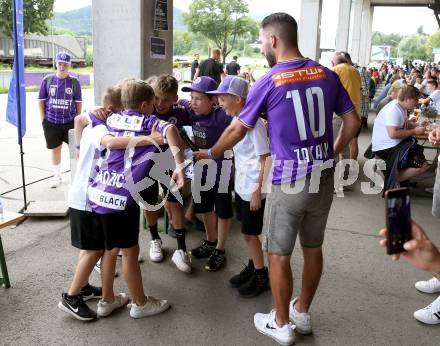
[{"xmin": 93, "ymin": 0, "xmax": 173, "ymax": 105}]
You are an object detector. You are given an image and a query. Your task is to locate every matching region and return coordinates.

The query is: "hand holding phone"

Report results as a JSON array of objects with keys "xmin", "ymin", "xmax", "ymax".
[{"xmin": 384, "ymin": 187, "xmax": 412, "ymax": 255}]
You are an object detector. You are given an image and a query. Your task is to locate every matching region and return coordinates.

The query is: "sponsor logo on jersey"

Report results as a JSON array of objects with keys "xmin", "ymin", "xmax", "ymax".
[
  {"xmin": 272, "ymin": 66, "xmax": 327, "ymax": 87},
  {"xmin": 107, "ymin": 114, "xmax": 144, "ymax": 132},
  {"xmin": 88, "ymin": 186, "xmax": 127, "ymax": 211}
]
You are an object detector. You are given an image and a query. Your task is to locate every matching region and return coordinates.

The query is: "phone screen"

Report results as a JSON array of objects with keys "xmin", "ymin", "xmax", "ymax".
[{"xmin": 386, "ymin": 189, "xmax": 411, "ymax": 254}]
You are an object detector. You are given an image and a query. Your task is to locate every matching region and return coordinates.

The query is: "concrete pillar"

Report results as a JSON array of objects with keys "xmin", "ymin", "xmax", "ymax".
[
  {"xmin": 358, "ymin": 0, "xmax": 371, "ymax": 67},
  {"xmin": 335, "ymin": 0, "xmax": 352, "ymax": 52},
  {"xmin": 299, "ymin": 0, "xmax": 323, "ymax": 61},
  {"xmin": 349, "ymin": 0, "xmax": 363, "ymax": 64},
  {"xmin": 93, "ymin": 0, "xmax": 173, "ymax": 104},
  {"xmin": 364, "ymin": 6, "xmax": 374, "ymax": 66}
]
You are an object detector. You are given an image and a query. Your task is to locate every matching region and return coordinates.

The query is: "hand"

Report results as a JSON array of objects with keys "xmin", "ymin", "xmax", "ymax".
[
  {"xmin": 193, "ymin": 149, "xmax": 209, "ymax": 160},
  {"xmin": 414, "ymin": 126, "xmax": 427, "ymax": 136},
  {"xmin": 428, "ymin": 125, "xmax": 440, "ymax": 146},
  {"xmin": 250, "ymin": 189, "xmax": 262, "ymax": 211},
  {"xmin": 149, "ymin": 121, "xmax": 165, "ymax": 145},
  {"xmin": 90, "ymin": 106, "xmax": 108, "ymax": 121},
  {"xmin": 171, "ymin": 169, "xmax": 185, "ymax": 192},
  {"xmin": 379, "ymin": 221, "xmax": 440, "ymax": 273}
]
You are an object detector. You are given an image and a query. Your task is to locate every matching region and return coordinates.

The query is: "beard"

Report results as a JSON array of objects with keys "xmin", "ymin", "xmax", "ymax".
[{"xmin": 263, "ymin": 49, "xmax": 277, "ymax": 68}]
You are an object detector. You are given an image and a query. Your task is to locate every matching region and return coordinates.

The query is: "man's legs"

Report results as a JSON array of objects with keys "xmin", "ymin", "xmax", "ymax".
[
  {"xmin": 50, "ymin": 145, "xmax": 62, "ymax": 187},
  {"xmin": 100, "ymin": 248, "xmax": 119, "ymax": 302},
  {"xmin": 269, "ymin": 254, "xmax": 292, "ymax": 325},
  {"xmin": 216, "ymin": 217, "xmax": 231, "ymax": 251},
  {"xmin": 121, "ymin": 245, "xmax": 146, "ymax": 306},
  {"xmin": 296, "ymin": 247, "xmax": 323, "ymax": 312}
]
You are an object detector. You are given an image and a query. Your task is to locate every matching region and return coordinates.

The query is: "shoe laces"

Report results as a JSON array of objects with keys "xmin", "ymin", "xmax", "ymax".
[
  {"xmin": 151, "ymin": 239, "xmax": 162, "ymax": 252},
  {"xmin": 425, "ymin": 277, "xmax": 440, "ymax": 290},
  {"xmin": 423, "ymin": 296, "xmax": 440, "ymax": 311}
]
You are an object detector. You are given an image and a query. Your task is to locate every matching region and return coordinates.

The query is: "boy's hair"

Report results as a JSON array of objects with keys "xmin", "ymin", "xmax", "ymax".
[
  {"xmin": 397, "ymin": 85, "xmax": 421, "ymax": 101},
  {"xmin": 155, "ymin": 74, "xmax": 179, "ymax": 95},
  {"xmin": 121, "ymin": 79, "xmax": 155, "ymax": 109},
  {"xmin": 145, "ymin": 75, "xmax": 158, "ymax": 88},
  {"xmin": 427, "ymin": 79, "xmax": 438, "ymax": 88},
  {"xmin": 101, "ymin": 85, "xmax": 122, "ymax": 110}
]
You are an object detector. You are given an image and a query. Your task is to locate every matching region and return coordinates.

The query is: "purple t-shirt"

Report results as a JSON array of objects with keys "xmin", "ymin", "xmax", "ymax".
[
  {"xmin": 38, "ymin": 75, "xmax": 82, "ymax": 124},
  {"xmin": 155, "ymin": 99, "xmax": 190, "ymax": 129},
  {"xmin": 188, "ymin": 105, "xmax": 233, "ymax": 185},
  {"xmin": 87, "ymin": 111, "xmax": 173, "ymax": 214},
  {"xmin": 239, "ymin": 58, "xmax": 354, "ymax": 185}
]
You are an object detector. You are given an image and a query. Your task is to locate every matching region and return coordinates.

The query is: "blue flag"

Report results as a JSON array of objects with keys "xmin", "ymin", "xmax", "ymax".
[{"xmin": 6, "ymin": 0, "xmax": 26, "ymax": 142}]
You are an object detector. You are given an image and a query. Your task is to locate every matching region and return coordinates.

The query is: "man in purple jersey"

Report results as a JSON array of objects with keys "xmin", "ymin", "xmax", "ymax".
[
  {"xmin": 194, "ymin": 13, "xmax": 360, "ymax": 345},
  {"xmin": 38, "ymin": 52, "xmax": 82, "ymax": 188}
]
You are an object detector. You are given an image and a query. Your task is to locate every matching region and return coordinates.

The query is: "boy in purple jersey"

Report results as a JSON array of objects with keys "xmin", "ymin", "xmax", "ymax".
[
  {"xmin": 88, "ymin": 79, "xmax": 185, "ymax": 319},
  {"xmin": 206, "ymin": 76, "xmax": 271, "ymax": 297},
  {"xmin": 195, "ymin": 13, "xmax": 360, "ymax": 345},
  {"xmin": 142, "ymin": 74, "xmax": 193, "ymax": 272},
  {"xmin": 182, "ymin": 76, "xmax": 234, "ymax": 272},
  {"xmin": 38, "ymin": 52, "xmax": 82, "ymax": 188}
]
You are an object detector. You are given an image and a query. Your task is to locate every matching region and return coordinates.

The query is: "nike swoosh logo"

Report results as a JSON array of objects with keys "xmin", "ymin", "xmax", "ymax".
[
  {"xmin": 266, "ymin": 323, "xmax": 276, "ymax": 330},
  {"xmin": 66, "ymin": 302, "xmax": 79, "ymax": 313}
]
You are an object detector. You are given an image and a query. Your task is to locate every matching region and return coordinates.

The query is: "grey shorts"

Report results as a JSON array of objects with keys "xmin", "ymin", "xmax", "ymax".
[{"xmin": 262, "ymin": 172, "xmax": 334, "ymax": 256}]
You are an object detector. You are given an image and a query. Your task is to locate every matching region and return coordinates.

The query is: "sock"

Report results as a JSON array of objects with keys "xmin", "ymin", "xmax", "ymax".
[
  {"xmin": 247, "ymin": 258, "xmax": 255, "ymax": 269},
  {"xmin": 215, "ymin": 249, "xmax": 225, "ymax": 254},
  {"xmin": 175, "ymin": 228, "xmax": 186, "ymax": 251},
  {"xmin": 149, "ymin": 224, "xmax": 161, "ymax": 240},
  {"xmin": 53, "ymin": 164, "xmax": 61, "ymax": 177},
  {"xmin": 205, "ymin": 239, "xmax": 217, "ymax": 246}
]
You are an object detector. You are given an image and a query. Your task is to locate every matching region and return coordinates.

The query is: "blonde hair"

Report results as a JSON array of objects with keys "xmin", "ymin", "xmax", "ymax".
[
  {"xmin": 121, "ymin": 79, "xmax": 155, "ymax": 109},
  {"xmin": 397, "ymin": 85, "xmax": 421, "ymax": 102},
  {"xmin": 101, "ymin": 86, "xmax": 122, "ymax": 110}
]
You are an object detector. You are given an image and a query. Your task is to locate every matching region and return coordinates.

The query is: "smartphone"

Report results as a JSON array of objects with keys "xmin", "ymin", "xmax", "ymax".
[{"xmin": 384, "ymin": 187, "xmax": 412, "ymax": 255}]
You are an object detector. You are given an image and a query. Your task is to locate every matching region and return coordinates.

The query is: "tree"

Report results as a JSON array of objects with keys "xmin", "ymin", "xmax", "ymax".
[
  {"xmin": 397, "ymin": 33, "xmax": 432, "ymax": 62},
  {"xmin": 371, "ymin": 31, "xmax": 402, "ymax": 58},
  {"xmin": 0, "ymin": 0, "xmax": 54, "ymax": 36},
  {"xmin": 183, "ymin": 0, "xmax": 259, "ymax": 63}
]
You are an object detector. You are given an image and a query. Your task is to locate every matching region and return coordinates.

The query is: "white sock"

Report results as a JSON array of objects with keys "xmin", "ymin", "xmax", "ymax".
[{"xmin": 53, "ymin": 164, "xmax": 61, "ymax": 177}]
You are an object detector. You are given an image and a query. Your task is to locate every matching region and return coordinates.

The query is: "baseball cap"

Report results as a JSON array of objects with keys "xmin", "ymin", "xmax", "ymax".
[
  {"xmin": 207, "ymin": 76, "xmax": 249, "ymax": 99},
  {"xmin": 55, "ymin": 52, "xmax": 71, "ymax": 64},
  {"xmin": 181, "ymin": 76, "xmax": 218, "ymax": 93}
]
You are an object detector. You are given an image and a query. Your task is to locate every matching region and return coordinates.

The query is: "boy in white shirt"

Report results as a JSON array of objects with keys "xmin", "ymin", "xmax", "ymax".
[
  {"xmin": 420, "ymin": 79, "xmax": 440, "ymax": 111},
  {"xmin": 205, "ymin": 76, "xmax": 271, "ymax": 296}
]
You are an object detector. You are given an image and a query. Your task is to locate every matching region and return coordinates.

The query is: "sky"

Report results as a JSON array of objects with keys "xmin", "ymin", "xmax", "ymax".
[{"xmin": 55, "ymin": 0, "xmax": 438, "ymax": 48}]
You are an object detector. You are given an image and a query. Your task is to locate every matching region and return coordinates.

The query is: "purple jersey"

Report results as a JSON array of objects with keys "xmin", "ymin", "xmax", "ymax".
[
  {"xmin": 239, "ymin": 58, "xmax": 354, "ymax": 185},
  {"xmin": 155, "ymin": 99, "xmax": 190, "ymax": 129},
  {"xmin": 38, "ymin": 75, "xmax": 82, "ymax": 124},
  {"xmin": 87, "ymin": 111, "xmax": 173, "ymax": 214},
  {"xmin": 189, "ymin": 106, "xmax": 233, "ymax": 185}
]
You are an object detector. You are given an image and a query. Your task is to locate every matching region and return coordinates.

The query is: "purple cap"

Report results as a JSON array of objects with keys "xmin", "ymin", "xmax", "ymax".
[
  {"xmin": 181, "ymin": 76, "xmax": 218, "ymax": 93},
  {"xmin": 55, "ymin": 52, "xmax": 71, "ymax": 64},
  {"xmin": 207, "ymin": 76, "xmax": 249, "ymax": 98}
]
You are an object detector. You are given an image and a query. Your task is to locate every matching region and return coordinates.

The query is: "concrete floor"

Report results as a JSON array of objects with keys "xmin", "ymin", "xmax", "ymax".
[{"xmin": 1, "ymin": 92, "xmax": 440, "ymax": 345}]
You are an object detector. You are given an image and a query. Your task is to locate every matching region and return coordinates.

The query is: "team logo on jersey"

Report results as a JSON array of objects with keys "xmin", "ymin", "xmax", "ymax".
[
  {"xmin": 168, "ymin": 116, "xmax": 177, "ymax": 125},
  {"xmin": 50, "ymin": 86, "xmax": 56, "ymax": 97},
  {"xmin": 66, "ymin": 87, "xmax": 73, "ymax": 95},
  {"xmin": 272, "ymin": 66, "xmax": 326, "ymax": 87}
]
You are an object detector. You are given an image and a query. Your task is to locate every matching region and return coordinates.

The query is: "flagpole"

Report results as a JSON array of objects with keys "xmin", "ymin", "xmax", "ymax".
[{"xmin": 12, "ymin": 0, "xmax": 27, "ymax": 211}]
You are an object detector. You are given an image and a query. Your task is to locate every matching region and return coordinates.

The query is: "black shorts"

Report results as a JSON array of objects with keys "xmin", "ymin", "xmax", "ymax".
[
  {"xmin": 235, "ymin": 193, "xmax": 265, "ymax": 236},
  {"xmin": 70, "ymin": 208, "xmax": 104, "ymax": 250},
  {"xmin": 193, "ymin": 183, "xmax": 233, "ymax": 219},
  {"xmin": 138, "ymin": 180, "xmax": 160, "ymax": 210},
  {"xmin": 42, "ymin": 119, "xmax": 74, "ymax": 149},
  {"xmin": 94, "ymin": 202, "xmax": 140, "ymax": 250}
]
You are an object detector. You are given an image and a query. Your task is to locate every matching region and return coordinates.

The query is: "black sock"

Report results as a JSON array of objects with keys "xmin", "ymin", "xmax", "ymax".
[
  {"xmin": 149, "ymin": 224, "xmax": 161, "ymax": 240},
  {"xmin": 205, "ymin": 239, "xmax": 217, "ymax": 246},
  {"xmin": 215, "ymin": 249, "xmax": 225, "ymax": 254},
  {"xmin": 175, "ymin": 228, "xmax": 186, "ymax": 251},
  {"xmin": 247, "ymin": 259, "xmax": 255, "ymax": 269}
]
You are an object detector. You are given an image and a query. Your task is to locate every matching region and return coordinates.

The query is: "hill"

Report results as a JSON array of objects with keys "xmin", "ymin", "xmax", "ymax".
[{"xmin": 52, "ymin": 6, "xmax": 92, "ymax": 36}]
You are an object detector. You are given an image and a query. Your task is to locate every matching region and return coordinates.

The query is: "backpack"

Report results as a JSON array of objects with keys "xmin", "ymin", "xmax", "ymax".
[{"xmin": 45, "ymin": 74, "xmax": 80, "ymax": 97}]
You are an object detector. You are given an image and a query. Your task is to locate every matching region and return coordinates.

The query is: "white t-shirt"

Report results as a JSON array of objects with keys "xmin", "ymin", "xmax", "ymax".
[
  {"xmin": 372, "ymin": 100, "xmax": 407, "ymax": 152},
  {"xmin": 233, "ymin": 117, "xmax": 270, "ymax": 201},
  {"xmin": 429, "ymin": 89, "xmax": 440, "ymax": 111},
  {"xmin": 68, "ymin": 114, "xmax": 109, "ymax": 211}
]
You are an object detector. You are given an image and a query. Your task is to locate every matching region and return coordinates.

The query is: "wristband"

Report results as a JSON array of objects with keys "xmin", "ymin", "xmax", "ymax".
[{"xmin": 208, "ymin": 148, "xmax": 214, "ymax": 159}]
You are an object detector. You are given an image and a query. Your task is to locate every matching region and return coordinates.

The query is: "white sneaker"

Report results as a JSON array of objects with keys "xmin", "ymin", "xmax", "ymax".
[
  {"xmin": 149, "ymin": 239, "xmax": 163, "ymax": 262},
  {"xmin": 94, "ymin": 259, "xmax": 119, "ymax": 277},
  {"xmin": 289, "ymin": 297, "xmax": 312, "ymax": 334},
  {"xmin": 97, "ymin": 293, "xmax": 129, "ymax": 317},
  {"xmin": 171, "ymin": 249, "xmax": 192, "ymax": 273},
  {"xmin": 49, "ymin": 176, "xmax": 62, "ymax": 188},
  {"xmin": 415, "ymin": 277, "xmax": 440, "ymax": 293},
  {"xmin": 254, "ymin": 309, "xmax": 295, "ymax": 346},
  {"xmin": 414, "ymin": 296, "xmax": 440, "ymax": 324},
  {"xmin": 129, "ymin": 295, "xmax": 170, "ymax": 318}
]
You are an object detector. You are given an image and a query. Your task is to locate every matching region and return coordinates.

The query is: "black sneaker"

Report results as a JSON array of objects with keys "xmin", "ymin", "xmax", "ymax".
[
  {"xmin": 204, "ymin": 249, "xmax": 226, "ymax": 271},
  {"xmin": 229, "ymin": 262, "xmax": 255, "ymax": 288},
  {"xmin": 58, "ymin": 293, "xmax": 97, "ymax": 321},
  {"xmin": 190, "ymin": 239, "xmax": 216, "ymax": 258},
  {"xmin": 238, "ymin": 268, "xmax": 270, "ymax": 298},
  {"xmin": 80, "ymin": 283, "xmax": 102, "ymax": 301}
]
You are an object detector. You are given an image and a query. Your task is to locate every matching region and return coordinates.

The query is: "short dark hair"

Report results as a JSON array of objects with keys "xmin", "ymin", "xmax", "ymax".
[
  {"xmin": 233, "ymin": 56, "xmax": 238, "ymax": 60},
  {"xmin": 261, "ymin": 12, "xmax": 298, "ymax": 48},
  {"xmin": 156, "ymin": 74, "xmax": 178, "ymax": 95},
  {"xmin": 397, "ymin": 85, "xmax": 421, "ymax": 101},
  {"xmin": 342, "ymin": 52, "xmax": 352, "ymax": 62},
  {"xmin": 427, "ymin": 79, "xmax": 438, "ymax": 88}
]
